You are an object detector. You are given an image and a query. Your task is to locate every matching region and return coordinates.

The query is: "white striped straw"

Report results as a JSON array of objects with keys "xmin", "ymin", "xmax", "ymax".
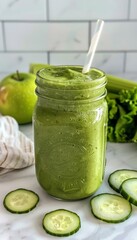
[{"xmin": 82, "ymin": 19, "xmax": 104, "ymax": 74}]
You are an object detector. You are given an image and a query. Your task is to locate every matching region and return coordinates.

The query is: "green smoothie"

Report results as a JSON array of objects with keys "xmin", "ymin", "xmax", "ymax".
[{"xmin": 34, "ymin": 66, "xmax": 107, "ymax": 200}]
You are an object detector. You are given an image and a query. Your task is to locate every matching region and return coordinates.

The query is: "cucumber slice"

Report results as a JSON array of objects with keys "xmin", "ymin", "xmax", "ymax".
[
  {"xmin": 120, "ymin": 178, "xmax": 137, "ymax": 206},
  {"xmin": 42, "ymin": 209, "xmax": 81, "ymax": 237},
  {"xmin": 90, "ymin": 193, "xmax": 132, "ymax": 223},
  {"xmin": 108, "ymin": 169, "xmax": 137, "ymax": 192},
  {"xmin": 3, "ymin": 188, "xmax": 39, "ymax": 214}
]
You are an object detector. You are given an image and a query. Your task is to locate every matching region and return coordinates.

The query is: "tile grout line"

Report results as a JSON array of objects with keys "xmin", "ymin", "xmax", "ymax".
[
  {"xmin": 1, "ymin": 21, "xmax": 6, "ymax": 51},
  {"xmin": 46, "ymin": 0, "xmax": 49, "ymax": 21},
  {"xmin": 127, "ymin": 0, "xmax": 131, "ymax": 19},
  {"xmin": 88, "ymin": 21, "xmax": 91, "ymax": 47},
  {"xmin": 47, "ymin": 51, "xmax": 50, "ymax": 64},
  {"xmin": 123, "ymin": 52, "xmax": 127, "ymax": 72},
  {"xmin": 0, "ymin": 19, "xmax": 137, "ymax": 23},
  {"xmin": 123, "ymin": 0, "xmax": 131, "ymax": 72},
  {"xmin": 0, "ymin": 50, "xmax": 137, "ymax": 53}
]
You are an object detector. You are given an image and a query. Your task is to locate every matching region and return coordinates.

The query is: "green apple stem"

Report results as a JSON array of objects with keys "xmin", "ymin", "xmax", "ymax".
[{"xmin": 16, "ymin": 70, "xmax": 23, "ymax": 81}]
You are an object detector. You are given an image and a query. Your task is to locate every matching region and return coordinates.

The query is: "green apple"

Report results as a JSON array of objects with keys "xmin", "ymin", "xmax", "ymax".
[{"xmin": 0, "ymin": 71, "xmax": 37, "ymax": 124}]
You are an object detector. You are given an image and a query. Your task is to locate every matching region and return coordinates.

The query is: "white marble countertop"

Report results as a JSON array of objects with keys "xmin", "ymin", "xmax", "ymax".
[{"xmin": 0, "ymin": 72, "xmax": 137, "ymax": 240}]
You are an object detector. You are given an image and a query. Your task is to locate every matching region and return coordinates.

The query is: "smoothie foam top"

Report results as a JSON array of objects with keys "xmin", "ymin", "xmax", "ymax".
[{"xmin": 36, "ymin": 66, "xmax": 106, "ymax": 89}]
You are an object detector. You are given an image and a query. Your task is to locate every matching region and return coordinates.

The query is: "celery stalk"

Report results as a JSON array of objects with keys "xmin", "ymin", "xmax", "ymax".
[
  {"xmin": 106, "ymin": 74, "xmax": 137, "ymax": 93},
  {"xmin": 107, "ymin": 92, "xmax": 119, "ymax": 99}
]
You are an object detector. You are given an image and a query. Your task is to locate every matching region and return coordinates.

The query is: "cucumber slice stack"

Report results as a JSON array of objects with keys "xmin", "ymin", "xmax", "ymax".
[
  {"xmin": 90, "ymin": 169, "xmax": 137, "ymax": 223},
  {"xmin": 108, "ymin": 169, "xmax": 137, "ymax": 193},
  {"xmin": 42, "ymin": 209, "xmax": 81, "ymax": 237}
]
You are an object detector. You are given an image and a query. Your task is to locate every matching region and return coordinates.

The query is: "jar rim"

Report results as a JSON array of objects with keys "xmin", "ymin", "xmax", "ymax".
[{"xmin": 36, "ymin": 88, "xmax": 107, "ymax": 104}]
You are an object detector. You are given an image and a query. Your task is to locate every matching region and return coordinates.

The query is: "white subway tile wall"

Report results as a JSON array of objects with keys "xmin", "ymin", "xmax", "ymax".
[
  {"xmin": 0, "ymin": 53, "xmax": 48, "ymax": 72},
  {"xmin": 0, "ymin": 23, "xmax": 4, "ymax": 50},
  {"xmin": 50, "ymin": 52, "xmax": 125, "ymax": 73},
  {"xmin": 49, "ymin": 0, "xmax": 129, "ymax": 20},
  {"xmin": 0, "ymin": 0, "xmax": 47, "ymax": 20},
  {"xmin": 92, "ymin": 22, "xmax": 137, "ymax": 51},
  {"xmin": 130, "ymin": 0, "xmax": 137, "ymax": 19},
  {"xmin": 126, "ymin": 53, "xmax": 137, "ymax": 71},
  {"xmin": 5, "ymin": 22, "xmax": 88, "ymax": 51},
  {"xmin": 0, "ymin": 0, "xmax": 137, "ymax": 73}
]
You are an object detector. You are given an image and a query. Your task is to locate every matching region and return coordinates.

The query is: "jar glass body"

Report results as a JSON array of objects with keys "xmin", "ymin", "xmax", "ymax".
[{"xmin": 33, "ymin": 66, "xmax": 108, "ymax": 200}]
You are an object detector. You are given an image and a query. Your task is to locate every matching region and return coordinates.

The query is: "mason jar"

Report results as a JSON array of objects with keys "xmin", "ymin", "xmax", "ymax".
[{"xmin": 33, "ymin": 66, "xmax": 108, "ymax": 200}]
